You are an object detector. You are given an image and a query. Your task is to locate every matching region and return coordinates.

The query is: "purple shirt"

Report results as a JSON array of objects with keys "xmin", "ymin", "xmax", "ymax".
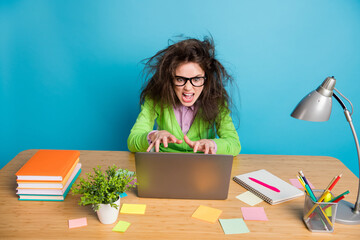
[{"xmin": 173, "ymin": 105, "xmax": 197, "ymax": 135}]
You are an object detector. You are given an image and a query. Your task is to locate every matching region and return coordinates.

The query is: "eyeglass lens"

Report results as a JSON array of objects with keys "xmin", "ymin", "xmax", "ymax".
[{"xmin": 174, "ymin": 76, "xmax": 205, "ymax": 87}]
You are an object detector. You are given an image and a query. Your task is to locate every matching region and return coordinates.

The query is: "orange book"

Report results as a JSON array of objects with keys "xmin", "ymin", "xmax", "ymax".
[
  {"xmin": 16, "ymin": 158, "xmax": 80, "ymax": 188},
  {"xmin": 15, "ymin": 150, "xmax": 80, "ymax": 181}
]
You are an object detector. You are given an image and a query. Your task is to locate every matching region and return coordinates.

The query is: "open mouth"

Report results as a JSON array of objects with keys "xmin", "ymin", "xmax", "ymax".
[{"xmin": 182, "ymin": 93, "xmax": 194, "ymax": 103}]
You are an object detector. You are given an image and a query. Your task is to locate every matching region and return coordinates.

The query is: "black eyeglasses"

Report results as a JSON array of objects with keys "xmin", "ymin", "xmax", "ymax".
[{"xmin": 174, "ymin": 76, "xmax": 206, "ymax": 87}]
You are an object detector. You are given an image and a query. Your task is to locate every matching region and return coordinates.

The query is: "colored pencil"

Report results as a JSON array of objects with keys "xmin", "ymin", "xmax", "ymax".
[
  {"xmin": 328, "ymin": 174, "xmax": 342, "ymax": 191},
  {"xmin": 299, "ymin": 171, "xmax": 316, "ymax": 201},
  {"xmin": 304, "ymin": 190, "xmax": 330, "ymax": 219},
  {"xmin": 329, "ymin": 190, "xmax": 349, "ymax": 203},
  {"xmin": 305, "ymin": 203, "xmax": 333, "ymax": 227},
  {"xmin": 296, "ymin": 175, "xmax": 306, "ymax": 189},
  {"xmin": 297, "ymin": 175, "xmax": 311, "ymax": 197},
  {"xmin": 311, "ymin": 195, "xmax": 347, "ymax": 218},
  {"xmin": 305, "ymin": 184, "xmax": 317, "ymax": 202},
  {"xmin": 332, "ymin": 195, "xmax": 345, "ymax": 203},
  {"xmin": 324, "ymin": 176, "xmax": 337, "ymax": 191},
  {"xmin": 309, "ymin": 195, "xmax": 345, "ymax": 219}
]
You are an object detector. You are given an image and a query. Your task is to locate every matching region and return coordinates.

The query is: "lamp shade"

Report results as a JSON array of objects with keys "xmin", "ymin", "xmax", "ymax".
[{"xmin": 291, "ymin": 77, "xmax": 336, "ymax": 122}]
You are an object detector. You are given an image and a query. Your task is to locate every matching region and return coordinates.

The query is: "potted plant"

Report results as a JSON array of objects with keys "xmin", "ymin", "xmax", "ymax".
[{"xmin": 71, "ymin": 165, "xmax": 137, "ymax": 224}]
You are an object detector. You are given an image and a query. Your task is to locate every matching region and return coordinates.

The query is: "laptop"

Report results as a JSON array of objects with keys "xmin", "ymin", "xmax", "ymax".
[{"xmin": 135, "ymin": 152, "xmax": 233, "ymax": 200}]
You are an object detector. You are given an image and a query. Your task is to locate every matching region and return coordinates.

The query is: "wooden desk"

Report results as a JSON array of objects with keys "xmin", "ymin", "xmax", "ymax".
[{"xmin": 0, "ymin": 150, "xmax": 359, "ymax": 239}]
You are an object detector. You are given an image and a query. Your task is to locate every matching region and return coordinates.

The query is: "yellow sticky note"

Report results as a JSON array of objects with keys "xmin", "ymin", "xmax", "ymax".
[
  {"xmin": 192, "ymin": 205, "xmax": 222, "ymax": 223},
  {"xmin": 112, "ymin": 220, "xmax": 131, "ymax": 232},
  {"xmin": 120, "ymin": 203, "xmax": 146, "ymax": 214}
]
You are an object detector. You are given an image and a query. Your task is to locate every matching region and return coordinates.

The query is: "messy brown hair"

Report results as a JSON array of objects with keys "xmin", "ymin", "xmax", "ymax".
[{"xmin": 140, "ymin": 36, "xmax": 234, "ymax": 126}]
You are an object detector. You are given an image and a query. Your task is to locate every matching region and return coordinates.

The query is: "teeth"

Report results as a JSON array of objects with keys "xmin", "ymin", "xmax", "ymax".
[{"xmin": 184, "ymin": 93, "xmax": 193, "ymax": 96}]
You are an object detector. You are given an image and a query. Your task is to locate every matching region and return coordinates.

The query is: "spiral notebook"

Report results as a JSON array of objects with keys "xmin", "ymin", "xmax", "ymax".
[{"xmin": 233, "ymin": 169, "xmax": 304, "ymax": 205}]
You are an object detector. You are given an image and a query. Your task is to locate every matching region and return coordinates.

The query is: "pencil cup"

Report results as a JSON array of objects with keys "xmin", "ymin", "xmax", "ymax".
[{"xmin": 303, "ymin": 190, "xmax": 338, "ymax": 233}]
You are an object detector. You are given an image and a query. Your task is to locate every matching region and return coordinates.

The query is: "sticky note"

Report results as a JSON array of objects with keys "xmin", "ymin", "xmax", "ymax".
[
  {"xmin": 191, "ymin": 205, "xmax": 222, "ymax": 223},
  {"xmin": 119, "ymin": 192, "xmax": 128, "ymax": 198},
  {"xmin": 236, "ymin": 191, "xmax": 263, "ymax": 206},
  {"xmin": 289, "ymin": 179, "xmax": 315, "ymax": 189},
  {"xmin": 120, "ymin": 203, "xmax": 146, "ymax": 214},
  {"xmin": 241, "ymin": 207, "xmax": 268, "ymax": 221},
  {"xmin": 112, "ymin": 220, "xmax": 131, "ymax": 232},
  {"xmin": 219, "ymin": 218, "xmax": 250, "ymax": 234},
  {"xmin": 68, "ymin": 217, "xmax": 87, "ymax": 229}
]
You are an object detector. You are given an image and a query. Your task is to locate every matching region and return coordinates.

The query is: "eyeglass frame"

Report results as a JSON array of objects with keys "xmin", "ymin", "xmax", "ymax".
[{"xmin": 173, "ymin": 75, "xmax": 206, "ymax": 87}]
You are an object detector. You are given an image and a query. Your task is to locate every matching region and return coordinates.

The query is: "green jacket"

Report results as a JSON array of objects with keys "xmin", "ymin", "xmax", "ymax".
[{"xmin": 127, "ymin": 99, "xmax": 241, "ymax": 156}]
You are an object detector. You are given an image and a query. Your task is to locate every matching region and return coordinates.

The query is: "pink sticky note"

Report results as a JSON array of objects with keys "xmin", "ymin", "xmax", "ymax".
[
  {"xmin": 69, "ymin": 217, "xmax": 87, "ymax": 229},
  {"xmin": 289, "ymin": 179, "xmax": 315, "ymax": 189},
  {"xmin": 241, "ymin": 207, "xmax": 268, "ymax": 221}
]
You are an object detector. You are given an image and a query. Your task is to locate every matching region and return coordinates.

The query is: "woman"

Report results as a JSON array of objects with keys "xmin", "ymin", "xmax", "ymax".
[{"xmin": 127, "ymin": 36, "xmax": 240, "ymax": 156}]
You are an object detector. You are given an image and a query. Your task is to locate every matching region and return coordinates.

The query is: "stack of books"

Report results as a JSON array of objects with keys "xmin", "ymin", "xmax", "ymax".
[{"xmin": 15, "ymin": 150, "xmax": 81, "ymax": 201}]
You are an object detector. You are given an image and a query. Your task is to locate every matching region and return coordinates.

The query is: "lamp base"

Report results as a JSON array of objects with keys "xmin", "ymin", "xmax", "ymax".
[{"xmin": 335, "ymin": 200, "xmax": 360, "ymax": 225}]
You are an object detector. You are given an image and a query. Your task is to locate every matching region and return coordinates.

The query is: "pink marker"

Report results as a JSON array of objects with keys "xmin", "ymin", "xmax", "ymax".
[{"xmin": 249, "ymin": 177, "xmax": 280, "ymax": 193}]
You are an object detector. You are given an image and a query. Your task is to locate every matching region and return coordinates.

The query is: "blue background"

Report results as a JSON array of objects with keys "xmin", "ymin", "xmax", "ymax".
[{"xmin": 1, "ymin": 0, "xmax": 360, "ymax": 177}]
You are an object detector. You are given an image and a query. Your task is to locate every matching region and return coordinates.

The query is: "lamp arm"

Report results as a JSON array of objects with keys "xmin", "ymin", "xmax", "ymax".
[
  {"xmin": 333, "ymin": 93, "xmax": 347, "ymax": 110},
  {"xmin": 344, "ymin": 112, "xmax": 360, "ymax": 213},
  {"xmin": 333, "ymin": 93, "xmax": 360, "ymax": 213}
]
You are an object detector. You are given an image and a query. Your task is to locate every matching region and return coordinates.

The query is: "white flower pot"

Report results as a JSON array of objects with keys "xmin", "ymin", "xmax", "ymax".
[{"xmin": 96, "ymin": 197, "xmax": 121, "ymax": 224}]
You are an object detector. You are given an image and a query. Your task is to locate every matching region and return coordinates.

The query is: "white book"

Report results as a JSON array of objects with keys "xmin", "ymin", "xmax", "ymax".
[
  {"xmin": 233, "ymin": 169, "xmax": 304, "ymax": 205},
  {"xmin": 17, "ymin": 167, "xmax": 81, "ymax": 201}
]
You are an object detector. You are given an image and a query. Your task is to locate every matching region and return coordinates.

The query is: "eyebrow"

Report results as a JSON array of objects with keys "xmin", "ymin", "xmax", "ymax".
[{"xmin": 175, "ymin": 75, "xmax": 205, "ymax": 78}]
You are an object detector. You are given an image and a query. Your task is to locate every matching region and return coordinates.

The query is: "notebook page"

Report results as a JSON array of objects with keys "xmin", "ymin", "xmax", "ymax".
[{"xmin": 233, "ymin": 169, "xmax": 304, "ymax": 204}]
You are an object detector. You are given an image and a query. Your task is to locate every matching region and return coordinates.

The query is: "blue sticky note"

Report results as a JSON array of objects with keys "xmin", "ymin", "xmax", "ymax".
[
  {"xmin": 219, "ymin": 218, "xmax": 250, "ymax": 234},
  {"xmin": 119, "ymin": 192, "xmax": 128, "ymax": 198}
]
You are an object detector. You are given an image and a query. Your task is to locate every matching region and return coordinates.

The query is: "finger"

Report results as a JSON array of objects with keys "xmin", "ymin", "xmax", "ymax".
[
  {"xmin": 166, "ymin": 135, "xmax": 182, "ymax": 144},
  {"xmin": 209, "ymin": 147, "xmax": 215, "ymax": 154},
  {"xmin": 146, "ymin": 142, "xmax": 155, "ymax": 152},
  {"xmin": 194, "ymin": 141, "xmax": 200, "ymax": 153},
  {"xmin": 163, "ymin": 136, "xmax": 168, "ymax": 148},
  {"xmin": 155, "ymin": 139, "xmax": 160, "ymax": 152},
  {"xmin": 184, "ymin": 135, "xmax": 194, "ymax": 147},
  {"xmin": 204, "ymin": 144, "xmax": 209, "ymax": 154},
  {"xmin": 168, "ymin": 135, "xmax": 177, "ymax": 143}
]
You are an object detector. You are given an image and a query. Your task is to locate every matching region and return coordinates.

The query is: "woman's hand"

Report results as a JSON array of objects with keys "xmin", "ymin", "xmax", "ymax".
[
  {"xmin": 184, "ymin": 135, "xmax": 216, "ymax": 154},
  {"xmin": 147, "ymin": 130, "xmax": 183, "ymax": 152}
]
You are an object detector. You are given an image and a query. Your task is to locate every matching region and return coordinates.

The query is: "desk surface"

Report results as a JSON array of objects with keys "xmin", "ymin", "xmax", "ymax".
[{"xmin": 0, "ymin": 150, "xmax": 359, "ymax": 239}]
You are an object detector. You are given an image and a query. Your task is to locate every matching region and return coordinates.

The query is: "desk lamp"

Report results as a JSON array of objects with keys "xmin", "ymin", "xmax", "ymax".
[{"xmin": 291, "ymin": 76, "xmax": 360, "ymax": 225}]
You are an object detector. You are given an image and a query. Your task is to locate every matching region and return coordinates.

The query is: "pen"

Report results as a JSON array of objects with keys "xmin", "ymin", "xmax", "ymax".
[{"xmin": 248, "ymin": 177, "xmax": 280, "ymax": 193}]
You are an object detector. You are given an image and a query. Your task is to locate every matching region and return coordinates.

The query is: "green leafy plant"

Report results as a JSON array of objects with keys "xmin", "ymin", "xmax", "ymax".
[{"xmin": 71, "ymin": 165, "xmax": 137, "ymax": 211}]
